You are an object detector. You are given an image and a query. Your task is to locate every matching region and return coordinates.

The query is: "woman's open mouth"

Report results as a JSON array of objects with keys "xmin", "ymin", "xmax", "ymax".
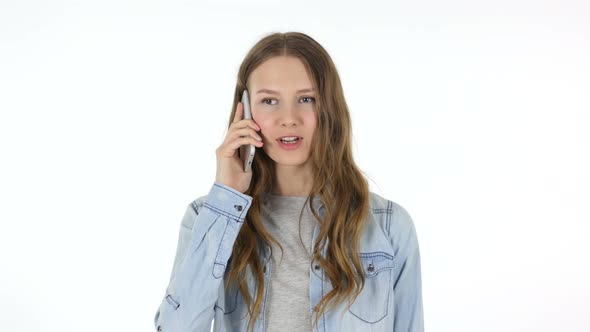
[{"xmin": 277, "ymin": 137, "xmax": 303, "ymax": 150}]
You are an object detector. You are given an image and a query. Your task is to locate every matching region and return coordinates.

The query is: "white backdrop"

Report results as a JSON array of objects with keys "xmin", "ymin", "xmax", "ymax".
[{"xmin": 1, "ymin": 1, "xmax": 588, "ymax": 331}]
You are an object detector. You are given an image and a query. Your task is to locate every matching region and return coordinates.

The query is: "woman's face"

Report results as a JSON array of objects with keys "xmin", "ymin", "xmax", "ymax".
[{"xmin": 247, "ymin": 55, "xmax": 317, "ymax": 167}]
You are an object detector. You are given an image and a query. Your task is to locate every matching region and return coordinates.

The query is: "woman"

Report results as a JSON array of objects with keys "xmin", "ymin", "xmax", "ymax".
[{"xmin": 154, "ymin": 31, "xmax": 424, "ymax": 332}]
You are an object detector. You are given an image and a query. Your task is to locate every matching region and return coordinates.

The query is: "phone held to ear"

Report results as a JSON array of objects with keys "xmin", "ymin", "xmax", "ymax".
[{"xmin": 239, "ymin": 89, "xmax": 256, "ymax": 173}]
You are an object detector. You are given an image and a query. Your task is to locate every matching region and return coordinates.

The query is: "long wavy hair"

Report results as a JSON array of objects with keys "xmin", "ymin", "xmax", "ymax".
[{"xmin": 224, "ymin": 31, "xmax": 371, "ymax": 332}]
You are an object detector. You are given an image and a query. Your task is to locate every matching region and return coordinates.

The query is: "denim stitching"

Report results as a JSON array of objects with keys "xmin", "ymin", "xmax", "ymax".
[
  {"xmin": 356, "ymin": 251, "xmax": 394, "ymax": 260},
  {"xmin": 213, "ymin": 183, "xmax": 250, "ymax": 206},
  {"xmin": 165, "ymin": 294, "xmax": 180, "ymax": 310},
  {"xmin": 385, "ymin": 200, "xmax": 393, "ymax": 235},
  {"xmin": 348, "ymin": 264, "xmax": 392, "ymax": 324},
  {"xmin": 350, "ymin": 252, "xmax": 395, "ymax": 277},
  {"xmin": 213, "ymin": 282, "xmax": 238, "ymax": 314},
  {"xmin": 321, "ymin": 255, "xmax": 326, "ymax": 332},
  {"xmin": 203, "ymin": 202, "xmax": 245, "ymax": 223},
  {"xmin": 211, "ymin": 215, "xmax": 231, "ymax": 279},
  {"xmin": 190, "ymin": 200, "xmax": 201, "ymax": 215}
]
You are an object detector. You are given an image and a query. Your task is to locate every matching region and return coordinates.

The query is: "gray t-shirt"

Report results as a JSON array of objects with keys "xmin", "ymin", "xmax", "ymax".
[{"xmin": 259, "ymin": 191, "xmax": 322, "ymax": 332}]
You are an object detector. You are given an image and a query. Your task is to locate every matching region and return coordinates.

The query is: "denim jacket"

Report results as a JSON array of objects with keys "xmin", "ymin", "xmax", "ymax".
[{"xmin": 154, "ymin": 181, "xmax": 424, "ymax": 332}]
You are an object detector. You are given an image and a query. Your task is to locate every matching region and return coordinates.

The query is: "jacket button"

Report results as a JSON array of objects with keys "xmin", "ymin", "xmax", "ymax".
[
  {"xmin": 368, "ymin": 263, "xmax": 374, "ymax": 272},
  {"xmin": 314, "ymin": 264, "xmax": 320, "ymax": 270},
  {"xmin": 263, "ymin": 266, "xmax": 267, "ymax": 273},
  {"xmin": 234, "ymin": 204, "xmax": 243, "ymax": 211},
  {"xmin": 157, "ymin": 326, "xmax": 162, "ymax": 331}
]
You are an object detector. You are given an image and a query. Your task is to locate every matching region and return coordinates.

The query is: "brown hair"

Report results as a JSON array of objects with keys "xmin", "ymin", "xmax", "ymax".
[{"xmin": 225, "ymin": 31, "xmax": 371, "ymax": 331}]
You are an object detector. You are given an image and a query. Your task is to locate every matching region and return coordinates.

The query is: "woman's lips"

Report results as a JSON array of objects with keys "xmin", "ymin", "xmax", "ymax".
[{"xmin": 277, "ymin": 137, "xmax": 303, "ymax": 150}]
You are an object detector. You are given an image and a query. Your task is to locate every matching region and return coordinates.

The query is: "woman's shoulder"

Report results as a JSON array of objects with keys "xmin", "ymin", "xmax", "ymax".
[{"xmin": 367, "ymin": 191, "xmax": 418, "ymax": 248}]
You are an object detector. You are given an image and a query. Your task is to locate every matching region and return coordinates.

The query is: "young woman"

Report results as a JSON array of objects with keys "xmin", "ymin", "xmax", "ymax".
[{"xmin": 154, "ymin": 32, "xmax": 424, "ymax": 332}]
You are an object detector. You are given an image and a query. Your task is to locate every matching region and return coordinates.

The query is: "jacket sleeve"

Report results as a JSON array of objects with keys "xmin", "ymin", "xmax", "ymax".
[
  {"xmin": 154, "ymin": 181, "xmax": 253, "ymax": 332},
  {"xmin": 388, "ymin": 201, "xmax": 424, "ymax": 332}
]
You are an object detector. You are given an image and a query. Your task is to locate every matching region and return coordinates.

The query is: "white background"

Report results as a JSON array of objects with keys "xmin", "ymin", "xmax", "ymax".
[{"xmin": 1, "ymin": 1, "xmax": 588, "ymax": 331}]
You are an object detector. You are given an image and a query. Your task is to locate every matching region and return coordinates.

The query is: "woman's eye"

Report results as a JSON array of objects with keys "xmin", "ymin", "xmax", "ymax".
[
  {"xmin": 261, "ymin": 97, "xmax": 315, "ymax": 105},
  {"xmin": 261, "ymin": 98, "xmax": 277, "ymax": 105}
]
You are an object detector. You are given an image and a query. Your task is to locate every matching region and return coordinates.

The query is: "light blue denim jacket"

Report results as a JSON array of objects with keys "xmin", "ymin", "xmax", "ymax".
[{"xmin": 154, "ymin": 181, "xmax": 424, "ymax": 332}]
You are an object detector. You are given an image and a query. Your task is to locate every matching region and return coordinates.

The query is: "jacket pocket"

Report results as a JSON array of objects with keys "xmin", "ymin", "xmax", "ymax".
[{"xmin": 348, "ymin": 251, "xmax": 395, "ymax": 323}]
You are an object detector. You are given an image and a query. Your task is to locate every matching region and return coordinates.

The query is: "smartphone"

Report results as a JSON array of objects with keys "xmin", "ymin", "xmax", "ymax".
[{"xmin": 239, "ymin": 89, "xmax": 256, "ymax": 173}]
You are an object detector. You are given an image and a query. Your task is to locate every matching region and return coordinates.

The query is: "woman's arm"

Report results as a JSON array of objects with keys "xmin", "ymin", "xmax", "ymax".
[
  {"xmin": 154, "ymin": 181, "xmax": 252, "ymax": 332},
  {"xmin": 388, "ymin": 201, "xmax": 425, "ymax": 332}
]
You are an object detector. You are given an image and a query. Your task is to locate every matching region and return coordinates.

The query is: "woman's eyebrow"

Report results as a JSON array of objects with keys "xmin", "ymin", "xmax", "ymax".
[{"xmin": 256, "ymin": 88, "xmax": 315, "ymax": 95}]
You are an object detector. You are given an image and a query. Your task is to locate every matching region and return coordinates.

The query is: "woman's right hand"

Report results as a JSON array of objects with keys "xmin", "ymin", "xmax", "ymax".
[{"xmin": 215, "ymin": 101, "xmax": 264, "ymax": 194}]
